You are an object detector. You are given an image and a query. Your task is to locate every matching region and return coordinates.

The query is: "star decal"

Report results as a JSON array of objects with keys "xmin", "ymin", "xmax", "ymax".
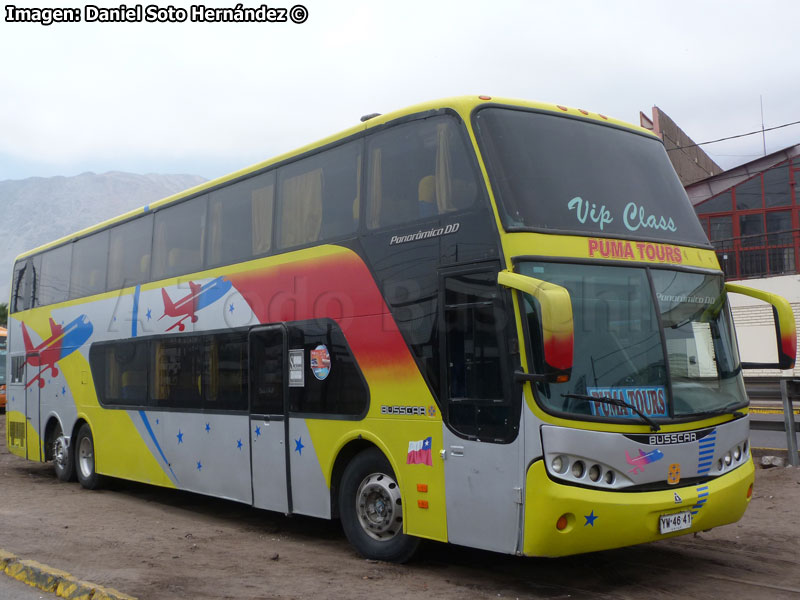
[
  {"xmin": 237, "ymin": 439, "xmax": 243, "ymax": 450},
  {"xmin": 584, "ymin": 510, "xmax": 598, "ymax": 527},
  {"xmin": 196, "ymin": 461, "xmax": 203, "ymax": 471},
  {"xmin": 228, "ymin": 303, "xmax": 235, "ymax": 314},
  {"xmin": 205, "ymin": 423, "xmax": 211, "ymax": 433},
  {"xmin": 177, "ymin": 430, "xmax": 184, "ymax": 444},
  {"xmin": 146, "ymin": 308, "xmax": 152, "ymax": 320},
  {"xmin": 294, "ymin": 438, "xmax": 304, "ymax": 455},
  {"xmin": 155, "ymin": 418, "xmax": 160, "ymax": 425},
  {"xmin": 61, "ymin": 386, "xmax": 66, "ymax": 395},
  {"xmin": 255, "ymin": 426, "xmax": 261, "ymax": 438}
]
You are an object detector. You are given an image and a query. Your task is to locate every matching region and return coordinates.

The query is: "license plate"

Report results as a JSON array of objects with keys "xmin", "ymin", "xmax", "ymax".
[{"xmin": 659, "ymin": 510, "xmax": 692, "ymax": 534}]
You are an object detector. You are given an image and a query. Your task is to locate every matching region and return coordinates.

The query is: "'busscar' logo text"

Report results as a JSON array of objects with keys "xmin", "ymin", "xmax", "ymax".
[
  {"xmin": 381, "ymin": 405, "xmax": 426, "ymax": 416},
  {"xmin": 649, "ymin": 432, "xmax": 697, "ymax": 445}
]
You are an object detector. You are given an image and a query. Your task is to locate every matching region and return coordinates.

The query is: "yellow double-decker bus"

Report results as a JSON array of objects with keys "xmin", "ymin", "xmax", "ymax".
[{"xmin": 6, "ymin": 96, "xmax": 796, "ymax": 561}]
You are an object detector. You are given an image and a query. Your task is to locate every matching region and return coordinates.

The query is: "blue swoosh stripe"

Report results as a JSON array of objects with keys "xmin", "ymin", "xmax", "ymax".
[
  {"xmin": 138, "ymin": 410, "xmax": 178, "ymax": 483},
  {"xmin": 132, "ymin": 284, "xmax": 141, "ymax": 338}
]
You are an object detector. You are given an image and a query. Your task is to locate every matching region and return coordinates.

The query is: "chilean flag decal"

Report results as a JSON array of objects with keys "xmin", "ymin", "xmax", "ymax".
[{"xmin": 407, "ymin": 437, "xmax": 433, "ymax": 466}]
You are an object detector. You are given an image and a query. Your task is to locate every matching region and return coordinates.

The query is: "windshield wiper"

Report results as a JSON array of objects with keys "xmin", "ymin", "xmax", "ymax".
[
  {"xmin": 690, "ymin": 401, "xmax": 746, "ymax": 420},
  {"xmin": 561, "ymin": 393, "xmax": 661, "ymax": 432}
]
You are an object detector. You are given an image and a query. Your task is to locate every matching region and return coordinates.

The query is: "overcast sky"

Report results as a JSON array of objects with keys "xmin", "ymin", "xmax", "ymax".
[{"xmin": 1, "ymin": 0, "xmax": 798, "ymax": 182}]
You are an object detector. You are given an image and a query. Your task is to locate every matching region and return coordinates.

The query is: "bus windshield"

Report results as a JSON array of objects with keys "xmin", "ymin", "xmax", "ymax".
[
  {"xmin": 474, "ymin": 107, "xmax": 710, "ymax": 247},
  {"xmin": 519, "ymin": 262, "xmax": 747, "ymax": 421}
]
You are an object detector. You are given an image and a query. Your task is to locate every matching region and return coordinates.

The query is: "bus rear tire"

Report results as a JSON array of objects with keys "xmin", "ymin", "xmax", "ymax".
[
  {"xmin": 52, "ymin": 424, "xmax": 75, "ymax": 482},
  {"xmin": 75, "ymin": 423, "xmax": 104, "ymax": 490},
  {"xmin": 339, "ymin": 448, "xmax": 420, "ymax": 563}
]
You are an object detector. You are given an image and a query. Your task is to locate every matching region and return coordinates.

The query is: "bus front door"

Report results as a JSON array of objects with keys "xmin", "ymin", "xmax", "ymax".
[
  {"xmin": 440, "ymin": 267, "xmax": 525, "ymax": 554},
  {"xmin": 249, "ymin": 325, "xmax": 291, "ymax": 513},
  {"xmin": 24, "ymin": 352, "xmax": 41, "ymax": 461}
]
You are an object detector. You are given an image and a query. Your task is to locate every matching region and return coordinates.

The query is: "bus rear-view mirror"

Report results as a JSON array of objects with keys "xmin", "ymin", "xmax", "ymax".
[
  {"xmin": 725, "ymin": 282, "xmax": 796, "ymax": 371},
  {"xmin": 497, "ymin": 271, "xmax": 573, "ymax": 382}
]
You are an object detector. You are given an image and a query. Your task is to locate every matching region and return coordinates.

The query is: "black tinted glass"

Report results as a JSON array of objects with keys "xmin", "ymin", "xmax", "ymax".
[
  {"xmin": 366, "ymin": 116, "xmax": 480, "ymax": 230},
  {"xmin": 38, "ymin": 245, "xmax": 72, "ymax": 306},
  {"xmin": 208, "ymin": 172, "xmax": 275, "ymax": 266},
  {"xmin": 152, "ymin": 196, "xmax": 207, "ymax": 280},
  {"xmin": 70, "ymin": 230, "xmax": 109, "ymax": 299},
  {"xmin": 108, "ymin": 215, "xmax": 153, "ymax": 289},
  {"xmin": 288, "ymin": 320, "xmax": 367, "ymax": 416},
  {"xmin": 474, "ymin": 108, "xmax": 709, "ymax": 246}
]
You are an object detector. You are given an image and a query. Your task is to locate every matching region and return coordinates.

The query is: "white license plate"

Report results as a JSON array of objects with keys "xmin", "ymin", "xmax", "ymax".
[{"xmin": 659, "ymin": 510, "xmax": 692, "ymax": 534}]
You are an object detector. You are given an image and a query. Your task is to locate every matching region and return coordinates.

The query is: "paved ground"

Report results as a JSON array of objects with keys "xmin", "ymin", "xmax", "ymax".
[
  {"xmin": 2, "ymin": 412, "xmax": 800, "ymax": 599},
  {"xmin": 0, "ymin": 574, "xmax": 52, "ymax": 600}
]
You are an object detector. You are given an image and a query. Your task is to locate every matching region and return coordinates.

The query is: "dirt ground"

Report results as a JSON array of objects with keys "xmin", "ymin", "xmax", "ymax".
[{"xmin": 1, "ymin": 413, "xmax": 799, "ymax": 600}]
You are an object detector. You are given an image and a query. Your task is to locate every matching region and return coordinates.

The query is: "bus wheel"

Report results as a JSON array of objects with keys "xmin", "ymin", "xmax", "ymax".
[
  {"xmin": 75, "ymin": 424, "xmax": 103, "ymax": 490},
  {"xmin": 52, "ymin": 425, "xmax": 75, "ymax": 482},
  {"xmin": 339, "ymin": 448, "xmax": 420, "ymax": 563}
]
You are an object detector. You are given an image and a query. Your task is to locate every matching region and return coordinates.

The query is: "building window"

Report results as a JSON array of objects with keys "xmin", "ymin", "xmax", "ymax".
[
  {"xmin": 764, "ymin": 162, "xmax": 791, "ymax": 208},
  {"xmin": 696, "ymin": 191, "xmax": 732, "ymax": 214},
  {"xmin": 734, "ymin": 176, "xmax": 763, "ymax": 210},
  {"xmin": 739, "ymin": 214, "xmax": 764, "ymax": 248},
  {"xmin": 709, "ymin": 215, "xmax": 733, "ymax": 250}
]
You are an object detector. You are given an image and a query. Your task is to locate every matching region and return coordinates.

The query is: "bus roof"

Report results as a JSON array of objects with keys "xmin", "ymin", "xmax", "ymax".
[{"xmin": 15, "ymin": 95, "xmax": 656, "ymax": 262}]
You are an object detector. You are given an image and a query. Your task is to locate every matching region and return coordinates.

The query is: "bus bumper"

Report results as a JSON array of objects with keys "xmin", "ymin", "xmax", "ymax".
[{"xmin": 522, "ymin": 457, "xmax": 754, "ymax": 557}]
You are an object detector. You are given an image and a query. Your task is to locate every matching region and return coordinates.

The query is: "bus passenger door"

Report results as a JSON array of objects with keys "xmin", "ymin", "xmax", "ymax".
[
  {"xmin": 24, "ymin": 352, "xmax": 42, "ymax": 461},
  {"xmin": 249, "ymin": 326, "xmax": 291, "ymax": 513},
  {"xmin": 440, "ymin": 267, "xmax": 525, "ymax": 554}
]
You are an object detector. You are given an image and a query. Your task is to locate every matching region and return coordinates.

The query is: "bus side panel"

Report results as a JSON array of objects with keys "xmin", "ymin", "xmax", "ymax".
[
  {"xmin": 231, "ymin": 247, "xmax": 448, "ymax": 541},
  {"xmin": 305, "ymin": 417, "xmax": 448, "ymax": 543}
]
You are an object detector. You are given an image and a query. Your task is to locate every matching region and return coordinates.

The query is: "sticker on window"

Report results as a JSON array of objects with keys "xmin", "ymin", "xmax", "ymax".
[
  {"xmin": 310, "ymin": 344, "xmax": 331, "ymax": 381},
  {"xmin": 586, "ymin": 386, "xmax": 668, "ymax": 418},
  {"xmin": 289, "ymin": 349, "xmax": 305, "ymax": 387}
]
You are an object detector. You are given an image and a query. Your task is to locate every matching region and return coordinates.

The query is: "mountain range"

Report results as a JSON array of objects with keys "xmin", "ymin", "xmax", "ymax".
[{"xmin": 0, "ymin": 171, "xmax": 207, "ymax": 302}]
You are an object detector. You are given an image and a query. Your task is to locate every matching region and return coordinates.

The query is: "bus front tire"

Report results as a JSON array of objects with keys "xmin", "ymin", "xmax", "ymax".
[
  {"xmin": 339, "ymin": 448, "xmax": 420, "ymax": 563},
  {"xmin": 75, "ymin": 424, "xmax": 103, "ymax": 490},
  {"xmin": 52, "ymin": 424, "xmax": 75, "ymax": 482}
]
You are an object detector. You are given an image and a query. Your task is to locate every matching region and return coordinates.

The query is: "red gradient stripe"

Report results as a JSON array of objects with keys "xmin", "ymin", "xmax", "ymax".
[{"xmin": 227, "ymin": 248, "xmax": 420, "ymax": 381}]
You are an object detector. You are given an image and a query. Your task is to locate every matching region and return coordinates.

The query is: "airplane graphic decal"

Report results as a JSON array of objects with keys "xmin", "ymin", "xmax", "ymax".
[
  {"xmin": 21, "ymin": 315, "xmax": 94, "ymax": 389},
  {"xmin": 159, "ymin": 277, "xmax": 232, "ymax": 332},
  {"xmin": 625, "ymin": 448, "xmax": 664, "ymax": 475}
]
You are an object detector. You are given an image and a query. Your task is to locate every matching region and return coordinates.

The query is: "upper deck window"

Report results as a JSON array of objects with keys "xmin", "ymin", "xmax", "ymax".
[
  {"xmin": 277, "ymin": 140, "xmax": 360, "ymax": 249},
  {"xmin": 474, "ymin": 107, "xmax": 709, "ymax": 247},
  {"xmin": 152, "ymin": 195, "xmax": 208, "ymax": 281},
  {"xmin": 70, "ymin": 230, "xmax": 109, "ymax": 299},
  {"xmin": 208, "ymin": 172, "xmax": 275, "ymax": 265},
  {"xmin": 366, "ymin": 115, "xmax": 480, "ymax": 230},
  {"xmin": 37, "ymin": 244, "xmax": 72, "ymax": 306}
]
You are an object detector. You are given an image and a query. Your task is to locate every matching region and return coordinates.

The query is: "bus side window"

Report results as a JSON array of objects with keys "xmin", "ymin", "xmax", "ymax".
[
  {"xmin": 287, "ymin": 320, "xmax": 368, "ymax": 416},
  {"xmin": 37, "ymin": 244, "xmax": 72, "ymax": 307},
  {"xmin": 108, "ymin": 214, "xmax": 153, "ymax": 290},
  {"xmin": 152, "ymin": 195, "xmax": 208, "ymax": 281},
  {"xmin": 207, "ymin": 171, "xmax": 275, "ymax": 268},
  {"xmin": 70, "ymin": 230, "xmax": 109, "ymax": 299},
  {"xmin": 277, "ymin": 140, "xmax": 361, "ymax": 250},
  {"xmin": 10, "ymin": 355, "xmax": 25, "ymax": 384},
  {"xmin": 366, "ymin": 116, "xmax": 480, "ymax": 230},
  {"xmin": 12, "ymin": 260, "xmax": 30, "ymax": 312}
]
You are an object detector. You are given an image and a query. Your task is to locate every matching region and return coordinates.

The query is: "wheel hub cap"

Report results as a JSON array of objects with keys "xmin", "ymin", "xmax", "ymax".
[{"xmin": 355, "ymin": 472, "xmax": 402, "ymax": 541}]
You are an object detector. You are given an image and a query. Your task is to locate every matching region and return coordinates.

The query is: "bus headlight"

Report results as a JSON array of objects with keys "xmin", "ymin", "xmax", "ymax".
[
  {"xmin": 544, "ymin": 453, "xmax": 626, "ymax": 489},
  {"xmin": 551, "ymin": 455, "xmax": 567, "ymax": 474}
]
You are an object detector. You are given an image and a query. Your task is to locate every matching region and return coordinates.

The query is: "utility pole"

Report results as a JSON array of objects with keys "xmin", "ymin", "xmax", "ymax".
[{"xmin": 760, "ymin": 95, "xmax": 767, "ymax": 156}]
